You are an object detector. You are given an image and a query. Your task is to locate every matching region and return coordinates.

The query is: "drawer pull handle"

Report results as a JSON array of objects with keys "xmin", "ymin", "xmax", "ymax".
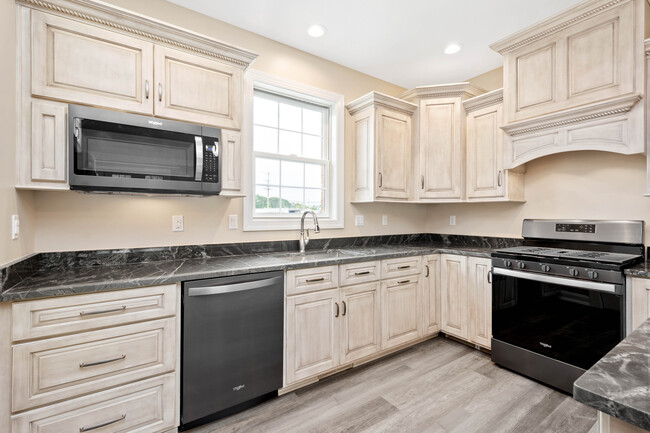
[
  {"xmin": 158, "ymin": 83, "xmax": 163, "ymax": 101},
  {"xmin": 425, "ymin": 265, "xmax": 429, "ymax": 277},
  {"xmin": 144, "ymin": 80, "xmax": 150, "ymax": 99},
  {"xmin": 397, "ymin": 265, "xmax": 411, "ymax": 270},
  {"xmin": 334, "ymin": 302, "xmax": 339, "ymax": 318},
  {"xmin": 398, "ymin": 279, "xmax": 410, "ymax": 284},
  {"xmin": 306, "ymin": 277, "xmax": 325, "ymax": 283},
  {"xmin": 80, "ymin": 413, "xmax": 126, "ymax": 432},
  {"xmin": 487, "ymin": 270, "xmax": 492, "ymax": 284},
  {"xmin": 79, "ymin": 305, "xmax": 126, "ymax": 316},
  {"xmin": 80, "ymin": 354, "xmax": 126, "ymax": 368},
  {"xmin": 342, "ymin": 301, "xmax": 347, "ymax": 316},
  {"xmin": 354, "ymin": 271, "xmax": 371, "ymax": 276}
]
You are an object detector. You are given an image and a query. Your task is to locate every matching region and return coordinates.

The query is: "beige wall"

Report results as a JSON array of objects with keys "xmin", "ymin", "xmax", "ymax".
[
  {"xmin": 0, "ymin": 0, "xmax": 35, "ymax": 267},
  {"xmin": 31, "ymin": 0, "xmax": 431, "ymax": 253},
  {"xmin": 466, "ymin": 67, "xmax": 503, "ymax": 92}
]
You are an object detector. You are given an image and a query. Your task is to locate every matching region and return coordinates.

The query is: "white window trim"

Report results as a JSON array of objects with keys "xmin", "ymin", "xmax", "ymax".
[{"xmin": 243, "ymin": 69, "xmax": 344, "ymax": 231}]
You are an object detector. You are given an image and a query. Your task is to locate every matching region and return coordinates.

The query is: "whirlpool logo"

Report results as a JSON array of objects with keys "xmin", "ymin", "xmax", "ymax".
[
  {"xmin": 233, "ymin": 384, "xmax": 246, "ymax": 391},
  {"xmin": 148, "ymin": 120, "xmax": 163, "ymax": 126},
  {"xmin": 539, "ymin": 342, "xmax": 552, "ymax": 349}
]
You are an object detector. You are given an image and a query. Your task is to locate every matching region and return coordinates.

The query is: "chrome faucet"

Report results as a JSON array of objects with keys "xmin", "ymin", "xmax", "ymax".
[{"xmin": 299, "ymin": 210, "xmax": 320, "ymax": 253}]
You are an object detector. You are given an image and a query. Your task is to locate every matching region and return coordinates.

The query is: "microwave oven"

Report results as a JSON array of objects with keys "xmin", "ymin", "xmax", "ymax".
[{"xmin": 68, "ymin": 105, "xmax": 221, "ymax": 195}]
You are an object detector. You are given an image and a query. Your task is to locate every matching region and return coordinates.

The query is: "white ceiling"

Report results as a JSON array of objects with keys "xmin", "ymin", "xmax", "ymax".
[{"xmin": 168, "ymin": 0, "xmax": 584, "ymax": 89}]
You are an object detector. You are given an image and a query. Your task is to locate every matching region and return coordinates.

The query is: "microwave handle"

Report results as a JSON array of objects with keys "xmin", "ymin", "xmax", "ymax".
[
  {"xmin": 73, "ymin": 118, "xmax": 82, "ymax": 153},
  {"xmin": 195, "ymin": 137, "xmax": 204, "ymax": 181}
]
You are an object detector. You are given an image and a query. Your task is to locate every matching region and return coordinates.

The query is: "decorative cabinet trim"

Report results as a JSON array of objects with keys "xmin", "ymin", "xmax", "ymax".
[
  {"xmin": 463, "ymin": 89, "xmax": 504, "ymax": 114},
  {"xmin": 490, "ymin": 0, "xmax": 627, "ymax": 54},
  {"xmin": 346, "ymin": 91, "xmax": 416, "ymax": 116},
  {"xmin": 401, "ymin": 82, "xmax": 484, "ymax": 102},
  {"xmin": 17, "ymin": 0, "xmax": 258, "ymax": 69}
]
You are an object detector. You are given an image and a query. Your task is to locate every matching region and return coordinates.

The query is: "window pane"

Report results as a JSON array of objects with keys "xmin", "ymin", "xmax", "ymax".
[
  {"xmin": 279, "ymin": 103, "xmax": 301, "ymax": 132},
  {"xmin": 254, "ymin": 125, "xmax": 278, "ymax": 153},
  {"xmin": 303, "ymin": 109, "xmax": 322, "ymax": 136},
  {"xmin": 281, "ymin": 161, "xmax": 304, "ymax": 187},
  {"xmin": 254, "ymin": 96, "xmax": 278, "ymax": 128},
  {"xmin": 278, "ymin": 130, "xmax": 301, "ymax": 156},
  {"xmin": 304, "ymin": 163, "xmax": 323, "ymax": 188},
  {"xmin": 305, "ymin": 188, "xmax": 324, "ymax": 213},
  {"xmin": 255, "ymin": 158, "xmax": 280, "ymax": 185},
  {"xmin": 303, "ymin": 134, "xmax": 322, "ymax": 159},
  {"xmin": 281, "ymin": 187, "xmax": 304, "ymax": 213},
  {"xmin": 255, "ymin": 185, "xmax": 280, "ymax": 213}
]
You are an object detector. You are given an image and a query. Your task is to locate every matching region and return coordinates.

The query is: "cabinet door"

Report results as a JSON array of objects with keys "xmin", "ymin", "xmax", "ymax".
[
  {"xmin": 375, "ymin": 107, "xmax": 411, "ymax": 200},
  {"xmin": 341, "ymin": 282, "xmax": 381, "ymax": 364},
  {"xmin": 466, "ymin": 104, "xmax": 504, "ymax": 199},
  {"xmin": 286, "ymin": 289, "xmax": 340, "ymax": 384},
  {"xmin": 30, "ymin": 101, "xmax": 67, "ymax": 184},
  {"xmin": 381, "ymin": 276, "xmax": 420, "ymax": 349},
  {"xmin": 440, "ymin": 254, "xmax": 468, "ymax": 340},
  {"xmin": 422, "ymin": 255, "xmax": 441, "ymax": 336},
  {"xmin": 154, "ymin": 46, "xmax": 242, "ymax": 129},
  {"xmin": 468, "ymin": 257, "xmax": 492, "ymax": 349},
  {"xmin": 31, "ymin": 11, "xmax": 153, "ymax": 115},
  {"xmin": 418, "ymin": 98, "xmax": 463, "ymax": 200},
  {"xmin": 630, "ymin": 277, "xmax": 650, "ymax": 331},
  {"xmin": 220, "ymin": 129, "xmax": 241, "ymax": 194}
]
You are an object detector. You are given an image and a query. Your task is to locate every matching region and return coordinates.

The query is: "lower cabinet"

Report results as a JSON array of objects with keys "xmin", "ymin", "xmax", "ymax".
[
  {"xmin": 340, "ymin": 282, "xmax": 381, "ymax": 364},
  {"xmin": 468, "ymin": 257, "xmax": 492, "ymax": 349},
  {"xmin": 629, "ymin": 277, "xmax": 650, "ymax": 331},
  {"xmin": 422, "ymin": 254, "xmax": 441, "ymax": 336},
  {"xmin": 381, "ymin": 276, "xmax": 421, "ymax": 349}
]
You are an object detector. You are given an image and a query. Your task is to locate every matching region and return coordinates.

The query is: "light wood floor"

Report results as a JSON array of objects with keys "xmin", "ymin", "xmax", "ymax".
[{"xmin": 187, "ymin": 337, "xmax": 598, "ymax": 433}]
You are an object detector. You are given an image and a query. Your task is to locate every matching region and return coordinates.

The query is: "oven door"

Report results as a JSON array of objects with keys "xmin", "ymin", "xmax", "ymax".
[{"xmin": 492, "ymin": 268, "xmax": 624, "ymax": 371}]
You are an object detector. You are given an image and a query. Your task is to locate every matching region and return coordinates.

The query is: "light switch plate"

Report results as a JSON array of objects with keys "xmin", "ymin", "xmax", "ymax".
[
  {"xmin": 449, "ymin": 215, "xmax": 456, "ymax": 226},
  {"xmin": 355, "ymin": 215, "xmax": 364, "ymax": 226},
  {"xmin": 382, "ymin": 215, "xmax": 388, "ymax": 226},
  {"xmin": 172, "ymin": 215, "xmax": 184, "ymax": 232},
  {"xmin": 228, "ymin": 215, "xmax": 238, "ymax": 230},
  {"xmin": 11, "ymin": 215, "xmax": 19, "ymax": 240}
]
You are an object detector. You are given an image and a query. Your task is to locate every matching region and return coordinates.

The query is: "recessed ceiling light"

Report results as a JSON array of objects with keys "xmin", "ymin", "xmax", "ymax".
[
  {"xmin": 444, "ymin": 43, "xmax": 462, "ymax": 54},
  {"xmin": 307, "ymin": 24, "xmax": 326, "ymax": 38}
]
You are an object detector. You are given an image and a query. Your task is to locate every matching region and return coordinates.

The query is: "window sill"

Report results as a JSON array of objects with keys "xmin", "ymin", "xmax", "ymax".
[{"xmin": 243, "ymin": 217, "xmax": 344, "ymax": 231}]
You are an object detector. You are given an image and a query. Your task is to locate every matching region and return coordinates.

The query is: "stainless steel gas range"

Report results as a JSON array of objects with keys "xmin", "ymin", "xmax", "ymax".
[{"xmin": 490, "ymin": 219, "xmax": 644, "ymax": 394}]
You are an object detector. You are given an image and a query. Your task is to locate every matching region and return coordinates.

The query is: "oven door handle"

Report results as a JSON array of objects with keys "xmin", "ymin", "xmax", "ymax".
[
  {"xmin": 195, "ymin": 137, "xmax": 204, "ymax": 181},
  {"xmin": 492, "ymin": 268, "xmax": 620, "ymax": 294}
]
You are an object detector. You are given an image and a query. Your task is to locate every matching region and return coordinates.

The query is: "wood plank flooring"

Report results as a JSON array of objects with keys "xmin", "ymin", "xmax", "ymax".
[{"xmin": 187, "ymin": 337, "xmax": 598, "ymax": 433}]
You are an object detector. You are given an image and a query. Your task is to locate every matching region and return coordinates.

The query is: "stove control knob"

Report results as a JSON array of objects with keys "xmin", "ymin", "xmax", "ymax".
[
  {"xmin": 517, "ymin": 261, "xmax": 526, "ymax": 269},
  {"xmin": 587, "ymin": 270, "xmax": 599, "ymax": 279},
  {"xmin": 541, "ymin": 265, "xmax": 551, "ymax": 272},
  {"xmin": 569, "ymin": 268, "xmax": 579, "ymax": 277},
  {"xmin": 504, "ymin": 260, "xmax": 512, "ymax": 268}
]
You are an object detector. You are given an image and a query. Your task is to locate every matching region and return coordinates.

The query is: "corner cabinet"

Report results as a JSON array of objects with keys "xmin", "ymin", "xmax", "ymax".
[
  {"xmin": 402, "ymin": 83, "xmax": 484, "ymax": 202},
  {"xmin": 347, "ymin": 92, "xmax": 417, "ymax": 202},
  {"xmin": 490, "ymin": 0, "xmax": 646, "ymax": 168},
  {"xmin": 464, "ymin": 89, "xmax": 524, "ymax": 202}
]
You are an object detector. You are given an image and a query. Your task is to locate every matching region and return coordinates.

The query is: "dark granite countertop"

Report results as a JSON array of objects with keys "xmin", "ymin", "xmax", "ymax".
[
  {"xmin": 626, "ymin": 261, "xmax": 650, "ymax": 279},
  {"xmin": 574, "ymin": 318, "xmax": 650, "ymax": 431},
  {"xmin": 0, "ymin": 242, "xmax": 495, "ymax": 302}
]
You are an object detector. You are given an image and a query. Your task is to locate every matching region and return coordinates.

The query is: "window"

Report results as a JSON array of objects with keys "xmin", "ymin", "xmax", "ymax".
[{"xmin": 243, "ymin": 70, "xmax": 344, "ymax": 231}]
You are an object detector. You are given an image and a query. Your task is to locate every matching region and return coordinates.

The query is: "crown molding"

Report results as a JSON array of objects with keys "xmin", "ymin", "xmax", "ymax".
[
  {"xmin": 346, "ymin": 91, "xmax": 417, "ymax": 116},
  {"xmin": 501, "ymin": 93, "xmax": 642, "ymax": 136},
  {"xmin": 490, "ymin": 0, "xmax": 628, "ymax": 54},
  {"xmin": 17, "ymin": 0, "xmax": 259, "ymax": 69},
  {"xmin": 400, "ymin": 82, "xmax": 485, "ymax": 102},
  {"xmin": 463, "ymin": 88, "xmax": 504, "ymax": 113}
]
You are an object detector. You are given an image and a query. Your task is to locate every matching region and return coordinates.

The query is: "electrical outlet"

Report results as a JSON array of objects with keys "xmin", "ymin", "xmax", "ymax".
[
  {"xmin": 449, "ymin": 215, "xmax": 456, "ymax": 226},
  {"xmin": 382, "ymin": 215, "xmax": 388, "ymax": 226},
  {"xmin": 11, "ymin": 215, "xmax": 19, "ymax": 240},
  {"xmin": 228, "ymin": 214, "xmax": 238, "ymax": 230},
  {"xmin": 355, "ymin": 215, "xmax": 365, "ymax": 226},
  {"xmin": 172, "ymin": 215, "xmax": 184, "ymax": 232}
]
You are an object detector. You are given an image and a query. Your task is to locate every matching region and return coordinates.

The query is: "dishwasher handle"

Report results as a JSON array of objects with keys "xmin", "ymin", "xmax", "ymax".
[{"xmin": 188, "ymin": 276, "xmax": 283, "ymax": 297}]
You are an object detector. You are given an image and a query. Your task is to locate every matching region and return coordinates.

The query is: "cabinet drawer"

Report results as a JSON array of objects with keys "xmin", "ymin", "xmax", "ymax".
[
  {"xmin": 287, "ymin": 266, "xmax": 338, "ymax": 295},
  {"xmin": 12, "ymin": 373, "xmax": 176, "ymax": 433},
  {"xmin": 381, "ymin": 256, "xmax": 422, "ymax": 279},
  {"xmin": 13, "ymin": 318, "xmax": 176, "ymax": 411},
  {"xmin": 12, "ymin": 284, "xmax": 177, "ymax": 341},
  {"xmin": 339, "ymin": 261, "xmax": 380, "ymax": 286}
]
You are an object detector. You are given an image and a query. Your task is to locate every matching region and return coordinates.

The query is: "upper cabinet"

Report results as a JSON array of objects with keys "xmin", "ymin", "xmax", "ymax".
[
  {"xmin": 490, "ymin": 0, "xmax": 646, "ymax": 168},
  {"xmin": 402, "ymin": 83, "xmax": 483, "ymax": 202},
  {"xmin": 347, "ymin": 92, "xmax": 417, "ymax": 202}
]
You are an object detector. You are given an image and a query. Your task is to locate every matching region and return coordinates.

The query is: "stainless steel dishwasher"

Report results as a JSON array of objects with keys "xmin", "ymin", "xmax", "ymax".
[{"xmin": 181, "ymin": 271, "xmax": 284, "ymax": 430}]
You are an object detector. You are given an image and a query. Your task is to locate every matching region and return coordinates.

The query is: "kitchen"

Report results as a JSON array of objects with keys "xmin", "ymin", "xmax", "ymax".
[{"xmin": 0, "ymin": 0, "xmax": 649, "ymax": 432}]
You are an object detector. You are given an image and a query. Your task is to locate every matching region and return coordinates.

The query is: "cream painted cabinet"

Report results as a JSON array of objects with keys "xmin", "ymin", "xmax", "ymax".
[
  {"xmin": 381, "ymin": 275, "xmax": 421, "ymax": 349},
  {"xmin": 467, "ymin": 257, "xmax": 492, "ymax": 349},
  {"xmin": 30, "ymin": 10, "xmax": 154, "ymax": 115},
  {"xmin": 464, "ymin": 90, "xmax": 524, "ymax": 202},
  {"xmin": 28, "ymin": 101, "xmax": 67, "ymax": 186},
  {"xmin": 285, "ymin": 288, "xmax": 340, "ymax": 384},
  {"xmin": 220, "ymin": 129, "xmax": 242, "ymax": 195},
  {"xmin": 402, "ymin": 84, "xmax": 483, "ymax": 202},
  {"xmin": 440, "ymin": 254, "xmax": 469, "ymax": 340},
  {"xmin": 629, "ymin": 277, "xmax": 650, "ymax": 331},
  {"xmin": 340, "ymin": 282, "xmax": 381, "ymax": 364},
  {"xmin": 422, "ymin": 254, "xmax": 441, "ymax": 336},
  {"xmin": 154, "ymin": 46, "xmax": 242, "ymax": 129},
  {"xmin": 347, "ymin": 92, "xmax": 417, "ymax": 202}
]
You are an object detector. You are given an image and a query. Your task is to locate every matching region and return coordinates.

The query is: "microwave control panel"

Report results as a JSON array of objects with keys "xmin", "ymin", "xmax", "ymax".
[{"xmin": 203, "ymin": 139, "xmax": 219, "ymax": 183}]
